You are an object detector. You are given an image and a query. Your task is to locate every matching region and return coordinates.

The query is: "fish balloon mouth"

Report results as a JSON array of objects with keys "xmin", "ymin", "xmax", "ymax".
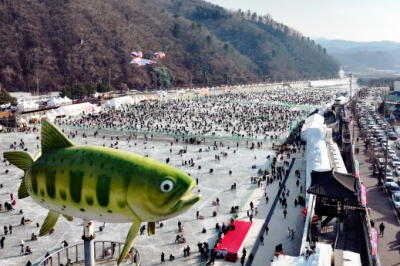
[{"xmin": 171, "ymin": 183, "xmax": 201, "ymax": 211}]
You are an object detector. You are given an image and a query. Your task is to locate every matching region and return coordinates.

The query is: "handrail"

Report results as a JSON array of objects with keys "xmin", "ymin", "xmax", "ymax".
[{"xmin": 36, "ymin": 240, "xmax": 140, "ymax": 266}]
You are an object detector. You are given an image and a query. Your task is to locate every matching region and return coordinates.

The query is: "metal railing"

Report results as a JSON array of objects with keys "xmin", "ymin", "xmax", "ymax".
[{"xmin": 36, "ymin": 241, "xmax": 140, "ymax": 266}]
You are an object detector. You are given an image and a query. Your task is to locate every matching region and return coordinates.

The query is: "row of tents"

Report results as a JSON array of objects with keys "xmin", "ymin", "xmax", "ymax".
[
  {"xmin": 47, "ymin": 96, "xmax": 73, "ymax": 107},
  {"xmin": 104, "ymin": 96, "xmax": 155, "ymax": 108},
  {"xmin": 17, "ymin": 96, "xmax": 73, "ymax": 111}
]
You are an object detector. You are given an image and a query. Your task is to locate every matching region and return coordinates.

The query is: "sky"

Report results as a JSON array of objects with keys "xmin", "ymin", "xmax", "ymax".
[{"xmin": 207, "ymin": 0, "xmax": 400, "ymax": 42}]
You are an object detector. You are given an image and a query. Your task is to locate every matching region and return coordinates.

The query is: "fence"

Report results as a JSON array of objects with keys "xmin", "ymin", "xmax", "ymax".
[{"xmin": 36, "ymin": 241, "xmax": 140, "ymax": 266}]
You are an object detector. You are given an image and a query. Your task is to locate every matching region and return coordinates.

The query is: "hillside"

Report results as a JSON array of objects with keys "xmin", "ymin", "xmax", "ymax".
[
  {"xmin": 315, "ymin": 39, "xmax": 400, "ymax": 73},
  {"xmin": 0, "ymin": 0, "xmax": 339, "ymax": 93}
]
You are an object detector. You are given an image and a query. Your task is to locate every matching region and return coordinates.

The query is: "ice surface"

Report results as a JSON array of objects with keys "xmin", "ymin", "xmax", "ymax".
[
  {"xmin": 0, "ymin": 87, "xmax": 347, "ymax": 265},
  {"xmin": 0, "ymin": 127, "xmax": 276, "ymax": 265}
]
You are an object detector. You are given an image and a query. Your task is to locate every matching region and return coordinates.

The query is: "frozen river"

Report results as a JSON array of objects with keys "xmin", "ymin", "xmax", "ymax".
[{"xmin": 0, "ymin": 126, "xmax": 277, "ymax": 266}]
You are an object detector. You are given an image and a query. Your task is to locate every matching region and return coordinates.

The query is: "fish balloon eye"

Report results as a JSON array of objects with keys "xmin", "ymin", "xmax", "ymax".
[{"xmin": 160, "ymin": 180, "xmax": 174, "ymax": 193}]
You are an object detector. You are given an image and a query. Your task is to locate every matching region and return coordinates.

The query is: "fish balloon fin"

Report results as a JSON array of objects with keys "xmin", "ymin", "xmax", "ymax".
[
  {"xmin": 34, "ymin": 151, "xmax": 42, "ymax": 161},
  {"xmin": 3, "ymin": 151, "xmax": 34, "ymax": 172},
  {"xmin": 41, "ymin": 119, "xmax": 75, "ymax": 154},
  {"xmin": 39, "ymin": 210, "xmax": 60, "ymax": 236},
  {"xmin": 62, "ymin": 214, "xmax": 74, "ymax": 221},
  {"xmin": 148, "ymin": 222, "xmax": 156, "ymax": 236},
  {"xmin": 18, "ymin": 178, "xmax": 29, "ymax": 199},
  {"xmin": 117, "ymin": 219, "xmax": 141, "ymax": 265},
  {"xmin": 4, "ymin": 151, "xmax": 34, "ymax": 199}
]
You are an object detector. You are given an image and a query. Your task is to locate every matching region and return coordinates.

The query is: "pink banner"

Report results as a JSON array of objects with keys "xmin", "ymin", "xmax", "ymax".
[
  {"xmin": 371, "ymin": 227, "xmax": 378, "ymax": 258},
  {"xmin": 361, "ymin": 184, "xmax": 366, "ymax": 206}
]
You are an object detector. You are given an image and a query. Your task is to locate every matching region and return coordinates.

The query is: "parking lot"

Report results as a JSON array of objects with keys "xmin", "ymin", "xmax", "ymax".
[
  {"xmin": 353, "ymin": 88, "xmax": 400, "ymax": 265},
  {"xmin": 356, "ymin": 91, "xmax": 400, "ymax": 214}
]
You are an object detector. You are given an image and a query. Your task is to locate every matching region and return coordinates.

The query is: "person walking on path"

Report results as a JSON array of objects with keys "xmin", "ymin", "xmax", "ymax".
[
  {"xmin": 196, "ymin": 211, "xmax": 199, "ymax": 220},
  {"xmin": 248, "ymin": 253, "xmax": 254, "ymax": 264},
  {"xmin": 250, "ymin": 201, "xmax": 254, "ymax": 210},
  {"xmin": 260, "ymin": 235, "xmax": 264, "ymax": 245},
  {"xmin": 161, "ymin": 252, "xmax": 165, "ymax": 264},
  {"xmin": 265, "ymin": 226, "xmax": 269, "ymax": 235},
  {"xmin": 287, "ymin": 227, "xmax": 291, "ymax": 237},
  {"xmin": 283, "ymin": 209, "xmax": 287, "ymax": 218},
  {"xmin": 291, "ymin": 229, "xmax": 295, "ymax": 239},
  {"xmin": 379, "ymin": 223, "xmax": 385, "ymax": 236},
  {"xmin": 240, "ymin": 256, "xmax": 245, "ymax": 266}
]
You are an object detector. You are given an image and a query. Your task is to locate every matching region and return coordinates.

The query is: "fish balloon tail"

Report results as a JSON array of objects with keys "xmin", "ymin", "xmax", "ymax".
[{"xmin": 3, "ymin": 151, "xmax": 34, "ymax": 199}]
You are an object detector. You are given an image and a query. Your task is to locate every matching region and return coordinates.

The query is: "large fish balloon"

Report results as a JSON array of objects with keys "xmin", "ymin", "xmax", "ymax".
[{"xmin": 4, "ymin": 119, "xmax": 201, "ymax": 265}]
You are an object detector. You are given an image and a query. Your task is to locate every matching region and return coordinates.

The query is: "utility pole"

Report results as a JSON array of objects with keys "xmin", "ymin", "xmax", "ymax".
[
  {"xmin": 108, "ymin": 69, "xmax": 111, "ymax": 86},
  {"xmin": 349, "ymin": 73, "xmax": 353, "ymax": 100},
  {"xmin": 36, "ymin": 77, "xmax": 39, "ymax": 96},
  {"xmin": 383, "ymin": 93, "xmax": 389, "ymax": 188}
]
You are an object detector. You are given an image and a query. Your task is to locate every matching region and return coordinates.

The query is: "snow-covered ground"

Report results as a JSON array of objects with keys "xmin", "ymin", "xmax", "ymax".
[{"xmin": 0, "ymin": 127, "xmax": 276, "ymax": 266}]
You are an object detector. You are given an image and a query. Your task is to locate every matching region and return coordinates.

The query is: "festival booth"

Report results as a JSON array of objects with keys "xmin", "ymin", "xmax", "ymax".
[
  {"xmin": 300, "ymin": 114, "xmax": 326, "ymax": 141},
  {"xmin": 105, "ymin": 99, "xmax": 121, "ymax": 109},
  {"xmin": 17, "ymin": 101, "xmax": 39, "ymax": 112},
  {"xmin": 29, "ymin": 114, "xmax": 40, "ymax": 123},
  {"xmin": 223, "ymin": 87, "xmax": 231, "ymax": 93},
  {"xmin": 0, "ymin": 103, "xmax": 11, "ymax": 109},
  {"xmin": 57, "ymin": 102, "xmax": 99, "ymax": 117},
  {"xmin": 47, "ymin": 97, "xmax": 62, "ymax": 107},
  {"xmin": 213, "ymin": 220, "xmax": 253, "ymax": 262},
  {"xmin": 200, "ymin": 88, "xmax": 210, "ymax": 95},
  {"xmin": 17, "ymin": 117, "xmax": 27, "ymax": 125},
  {"xmin": 62, "ymin": 96, "xmax": 73, "ymax": 105},
  {"xmin": 157, "ymin": 91, "xmax": 167, "ymax": 98}
]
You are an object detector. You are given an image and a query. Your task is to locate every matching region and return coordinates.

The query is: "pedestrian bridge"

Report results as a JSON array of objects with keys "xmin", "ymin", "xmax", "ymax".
[{"xmin": 37, "ymin": 240, "xmax": 141, "ymax": 265}]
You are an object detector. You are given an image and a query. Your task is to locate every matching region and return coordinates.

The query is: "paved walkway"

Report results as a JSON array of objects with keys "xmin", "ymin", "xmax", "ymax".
[
  {"xmin": 214, "ymin": 151, "xmax": 307, "ymax": 265},
  {"xmin": 353, "ymin": 120, "xmax": 400, "ymax": 266}
]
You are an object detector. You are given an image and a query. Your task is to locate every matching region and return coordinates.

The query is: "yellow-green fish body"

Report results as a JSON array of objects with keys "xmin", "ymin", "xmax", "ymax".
[{"xmin": 4, "ymin": 119, "xmax": 201, "ymax": 265}]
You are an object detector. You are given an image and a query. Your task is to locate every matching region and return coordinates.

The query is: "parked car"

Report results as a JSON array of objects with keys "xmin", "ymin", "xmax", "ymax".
[
  {"xmin": 383, "ymin": 166, "xmax": 393, "ymax": 177},
  {"xmin": 392, "ymin": 157, "xmax": 400, "ymax": 167},
  {"xmin": 391, "ymin": 192, "xmax": 400, "ymax": 209},
  {"xmin": 377, "ymin": 135, "xmax": 385, "ymax": 141},
  {"xmin": 396, "ymin": 166, "xmax": 400, "ymax": 176},
  {"xmin": 386, "ymin": 177, "xmax": 397, "ymax": 187},
  {"xmin": 388, "ymin": 183, "xmax": 400, "ymax": 195},
  {"xmin": 396, "ymin": 141, "xmax": 400, "ymax": 150},
  {"xmin": 387, "ymin": 149, "xmax": 397, "ymax": 158},
  {"xmin": 389, "ymin": 133, "xmax": 398, "ymax": 140}
]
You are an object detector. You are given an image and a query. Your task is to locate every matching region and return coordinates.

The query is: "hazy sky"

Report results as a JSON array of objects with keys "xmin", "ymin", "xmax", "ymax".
[{"xmin": 207, "ymin": 0, "xmax": 400, "ymax": 42}]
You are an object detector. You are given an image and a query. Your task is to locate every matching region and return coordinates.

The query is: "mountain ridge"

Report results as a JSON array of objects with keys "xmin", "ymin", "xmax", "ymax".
[{"xmin": 0, "ymin": 0, "xmax": 339, "ymax": 93}]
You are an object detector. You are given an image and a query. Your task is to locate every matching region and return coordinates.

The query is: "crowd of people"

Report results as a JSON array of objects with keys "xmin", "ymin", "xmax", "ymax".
[
  {"xmin": 0, "ymin": 87, "xmax": 328, "ymax": 265},
  {"xmin": 51, "ymin": 88, "xmax": 335, "ymax": 140}
]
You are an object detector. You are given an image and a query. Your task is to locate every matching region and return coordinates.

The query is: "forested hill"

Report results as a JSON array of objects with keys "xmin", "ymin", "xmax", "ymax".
[{"xmin": 0, "ymin": 0, "xmax": 339, "ymax": 93}]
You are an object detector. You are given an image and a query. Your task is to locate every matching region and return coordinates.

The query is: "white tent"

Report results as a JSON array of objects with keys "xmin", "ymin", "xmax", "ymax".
[
  {"xmin": 63, "ymin": 96, "xmax": 73, "ymax": 105},
  {"xmin": 17, "ymin": 101, "xmax": 38, "ymax": 111},
  {"xmin": 105, "ymin": 99, "xmax": 121, "ymax": 108},
  {"xmin": 47, "ymin": 97, "xmax": 62, "ymax": 107},
  {"xmin": 113, "ymin": 96, "xmax": 135, "ymax": 105},
  {"xmin": 41, "ymin": 113, "xmax": 55, "ymax": 122},
  {"xmin": 57, "ymin": 102, "xmax": 99, "ymax": 117},
  {"xmin": 301, "ymin": 114, "xmax": 326, "ymax": 140}
]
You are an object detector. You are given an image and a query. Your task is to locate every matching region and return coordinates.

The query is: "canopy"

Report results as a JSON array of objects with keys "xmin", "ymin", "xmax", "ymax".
[
  {"xmin": 17, "ymin": 101, "xmax": 39, "ymax": 111},
  {"xmin": 301, "ymin": 114, "xmax": 326, "ymax": 140},
  {"xmin": 47, "ymin": 97, "xmax": 62, "ymax": 107},
  {"xmin": 57, "ymin": 102, "xmax": 99, "ymax": 117}
]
